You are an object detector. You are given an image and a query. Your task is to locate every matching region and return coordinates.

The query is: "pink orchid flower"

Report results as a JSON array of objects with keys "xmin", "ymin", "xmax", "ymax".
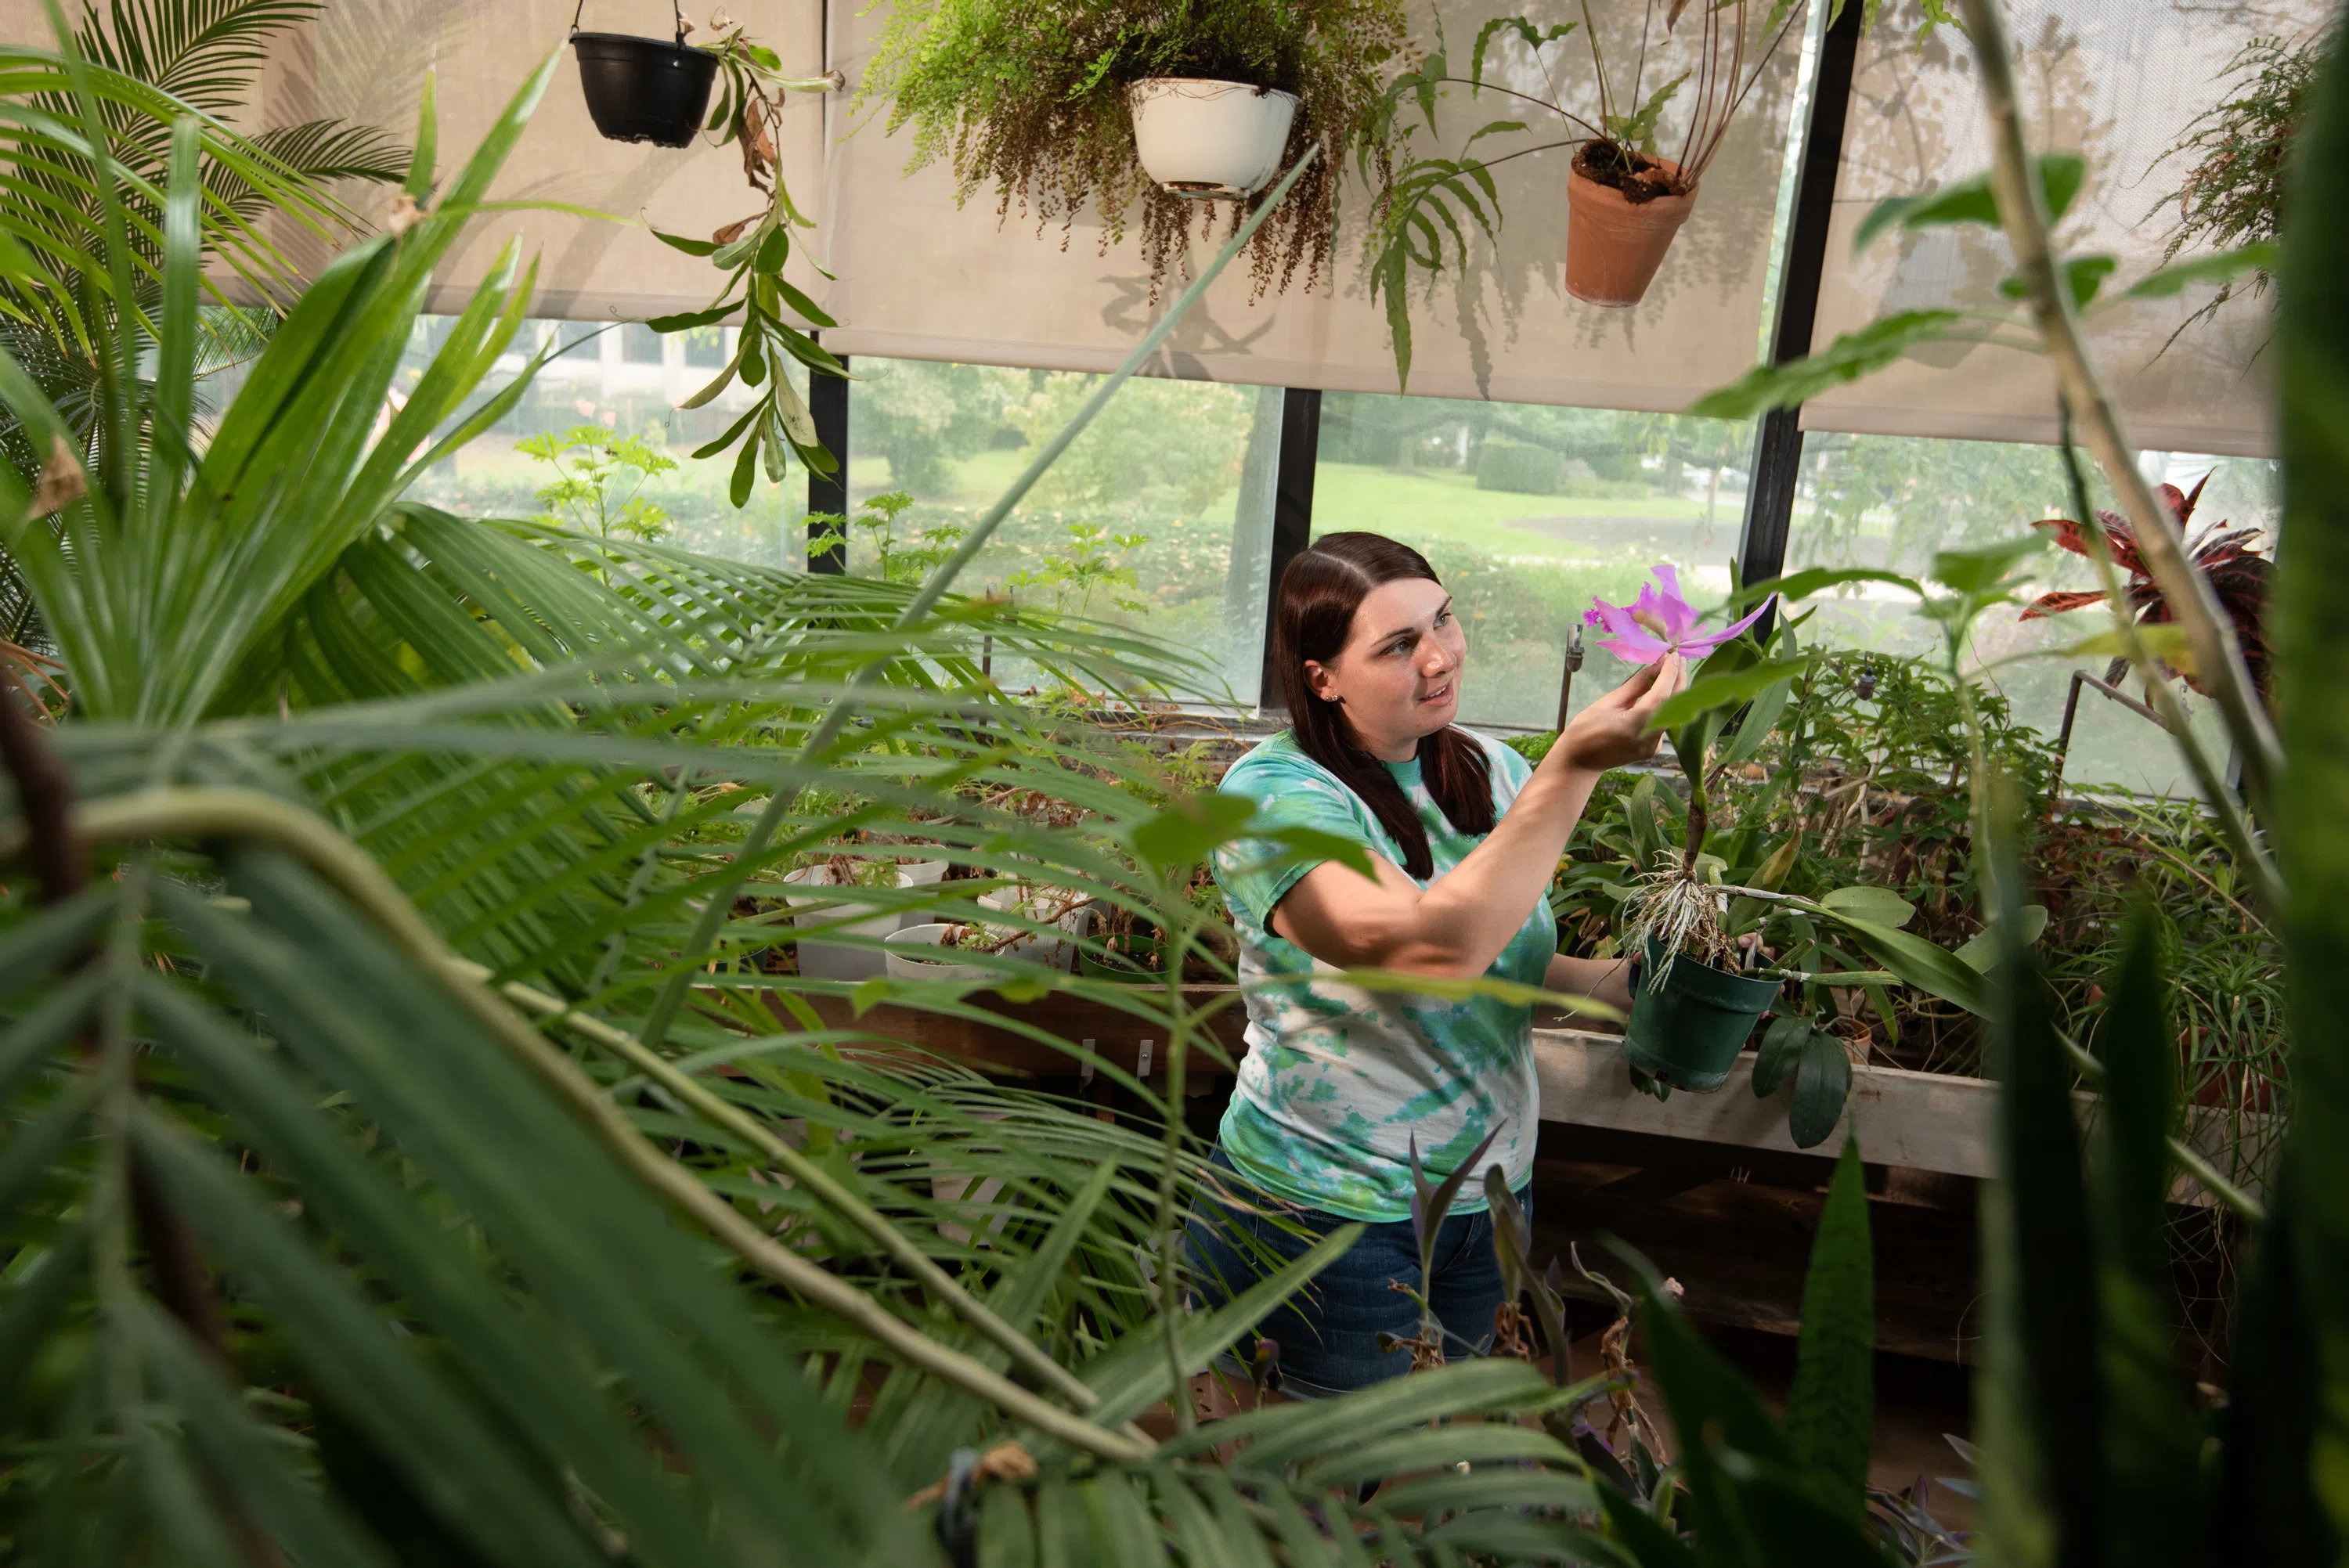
[{"xmin": 1582, "ymin": 564, "xmax": 1774, "ymax": 663}]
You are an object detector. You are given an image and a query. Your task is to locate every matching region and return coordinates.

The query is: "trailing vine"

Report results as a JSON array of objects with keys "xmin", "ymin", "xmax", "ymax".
[{"xmin": 858, "ymin": 0, "xmax": 1410, "ymax": 301}]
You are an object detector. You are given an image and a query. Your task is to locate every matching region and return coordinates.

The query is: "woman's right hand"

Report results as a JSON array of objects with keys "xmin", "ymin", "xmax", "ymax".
[{"xmin": 1554, "ymin": 654, "xmax": 1687, "ymax": 773}]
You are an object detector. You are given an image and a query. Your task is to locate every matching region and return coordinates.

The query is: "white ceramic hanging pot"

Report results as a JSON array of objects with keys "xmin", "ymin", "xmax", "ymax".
[{"xmin": 1125, "ymin": 78, "xmax": 1300, "ymax": 199}]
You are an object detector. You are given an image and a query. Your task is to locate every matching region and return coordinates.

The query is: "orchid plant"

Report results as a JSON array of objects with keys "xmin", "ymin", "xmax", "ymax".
[
  {"xmin": 1585, "ymin": 567, "xmax": 1786, "ymax": 982},
  {"xmin": 1582, "ymin": 562, "xmax": 1772, "ymax": 664}
]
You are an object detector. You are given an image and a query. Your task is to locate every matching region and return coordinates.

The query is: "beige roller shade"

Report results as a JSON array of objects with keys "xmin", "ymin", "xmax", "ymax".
[
  {"xmin": 0, "ymin": 0, "xmax": 827, "ymax": 320},
  {"xmin": 1798, "ymin": 1, "xmax": 2315, "ymax": 458},
  {"xmin": 815, "ymin": 0, "xmax": 1808, "ymax": 411}
]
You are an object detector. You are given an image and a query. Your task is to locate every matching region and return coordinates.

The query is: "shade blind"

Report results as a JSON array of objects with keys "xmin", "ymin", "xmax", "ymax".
[
  {"xmin": 0, "ymin": 0, "xmax": 827, "ymax": 319},
  {"xmin": 1798, "ymin": 0, "xmax": 2318, "ymax": 458},
  {"xmin": 814, "ymin": 0, "xmax": 1807, "ymax": 411}
]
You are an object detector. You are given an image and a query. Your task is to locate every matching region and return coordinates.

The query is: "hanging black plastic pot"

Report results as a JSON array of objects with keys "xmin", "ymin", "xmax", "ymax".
[{"xmin": 571, "ymin": 0, "xmax": 717, "ymax": 149}]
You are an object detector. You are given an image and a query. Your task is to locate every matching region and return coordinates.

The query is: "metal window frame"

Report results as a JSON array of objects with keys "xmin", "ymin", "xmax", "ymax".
[
  {"xmin": 1734, "ymin": 0, "xmax": 1864, "ymax": 625},
  {"xmin": 1256, "ymin": 387, "xmax": 1322, "ymax": 712},
  {"xmin": 806, "ymin": 345, "xmax": 849, "ymax": 572}
]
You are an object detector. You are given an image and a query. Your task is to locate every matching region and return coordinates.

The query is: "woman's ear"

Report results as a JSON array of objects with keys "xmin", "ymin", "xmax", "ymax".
[{"xmin": 1302, "ymin": 658, "xmax": 1341, "ymax": 704}]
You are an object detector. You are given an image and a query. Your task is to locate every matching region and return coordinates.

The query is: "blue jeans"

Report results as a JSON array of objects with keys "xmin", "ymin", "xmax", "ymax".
[{"xmin": 1182, "ymin": 1145, "xmax": 1532, "ymax": 1399}]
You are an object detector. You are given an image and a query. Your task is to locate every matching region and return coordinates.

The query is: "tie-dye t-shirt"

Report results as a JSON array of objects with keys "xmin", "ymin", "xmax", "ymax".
[{"xmin": 1210, "ymin": 729, "xmax": 1554, "ymax": 1222}]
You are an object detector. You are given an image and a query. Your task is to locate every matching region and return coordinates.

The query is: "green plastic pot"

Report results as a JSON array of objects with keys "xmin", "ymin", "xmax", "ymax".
[
  {"xmin": 1621, "ymin": 937, "xmax": 1781, "ymax": 1093},
  {"xmin": 1078, "ymin": 939, "xmax": 1167, "ymax": 982}
]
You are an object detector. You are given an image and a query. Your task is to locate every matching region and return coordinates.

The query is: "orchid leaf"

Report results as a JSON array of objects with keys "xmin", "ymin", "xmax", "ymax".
[
  {"xmin": 1957, "ymin": 904, "xmax": 2050, "ymax": 972},
  {"xmin": 1737, "ymin": 566, "xmax": 1927, "ymax": 608},
  {"xmin": 1819, "ymin": 885, "xmax": 1916, "ymax": 930},
  {"xmin": 1752, "ymin": 1015, "xmax": 1809, "ymax": 1098},
  {"xmin": 1649, "ymin": 656, "xmax": 1811, "ymax": 733},
  {"xmin": 1789, "ymin": 1029, "xmax": 1855, "ymax": 1149},
  {"xmin": 1932, "ymin": 532, "xmax": 2051, "ymax": 596}
]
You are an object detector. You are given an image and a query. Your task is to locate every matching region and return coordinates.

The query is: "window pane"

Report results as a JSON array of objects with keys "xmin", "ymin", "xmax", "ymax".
[
  {"xmin": 846, "ymin": 356, "xmax": 1279, "ymax": 706},
  {"xmin": 225, "ymin": 313, "xmax": 811, "ymax": 567},
  {"xmin": 1781, "ymin": 430, "xmax": 2277, "ymax": 799},
  {"xmin": 680, "ymin": 324, "xmax": 728, "ymax": 367},
  {"xmin": 620, "ymin": 321, "xmax": 665, "ymax": 365},
  {"xmin": 1312, "ymin": 391, "xmax": 1758, "ymax": 730}
]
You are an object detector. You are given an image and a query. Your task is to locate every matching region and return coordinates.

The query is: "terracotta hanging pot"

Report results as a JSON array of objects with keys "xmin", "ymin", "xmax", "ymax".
[
  {"xmin": 1564, "ymin": 150, "xmax": 1698, "ymax": 308},
  {"xmin": 571, "ymin": 2, "xmax": 716, "ymax": 148},
  {"xmin": 1126, "ymin": 78, "xmax": 1300, "ymax": 199}
]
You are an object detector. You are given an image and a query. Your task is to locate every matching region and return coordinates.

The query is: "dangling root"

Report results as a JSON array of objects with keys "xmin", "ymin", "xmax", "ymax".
[{"xmin": 1624, "ymin": 870, "xmax": 1736, "ymax": 990}]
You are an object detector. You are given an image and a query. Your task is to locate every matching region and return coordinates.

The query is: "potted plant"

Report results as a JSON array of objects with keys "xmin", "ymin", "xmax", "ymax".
[
  {"xmin": 884, "ymin": 918, "xmax": 1075, "ymax": 979},
  {"xmin": 858, "ymin": 0, "xmax": 1410, "ymax": 299},
  {"xmin": 1580, "ymin": 568, "xmax": 1996, "ymax": 1115},
  {"xmin": 1582, "ymin": 568, "xmax": 1781, "ymax": 1090},
  {"xmin": 1365, "ymin": 0, "xmax": 1813, "ymax": 382},
  {"xmin": 570, "ymin": 2, "xmax": 720, "ymax": 147},
  {"xmin": 634, "ymin": 13, "xmax": 849, "ymax": 503},
  {"xmin": 781, "ymin": 855, "xmax": 911, "ymax": 982}
]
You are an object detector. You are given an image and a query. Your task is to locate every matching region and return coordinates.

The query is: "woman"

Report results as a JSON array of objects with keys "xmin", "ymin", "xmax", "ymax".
[{"xmin": 1185, "ymin": 531, "xmax": 1685, "ymax": 1398}]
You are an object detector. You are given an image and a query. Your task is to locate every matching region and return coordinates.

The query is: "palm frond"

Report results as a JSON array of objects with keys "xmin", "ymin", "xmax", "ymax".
[{"xmin": 74, "ymin": 0, "xmax": 327, "ymax": 121}]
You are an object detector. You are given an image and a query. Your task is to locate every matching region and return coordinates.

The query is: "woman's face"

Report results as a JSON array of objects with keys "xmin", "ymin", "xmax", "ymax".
[{"xmin": 1302, "ymin": 577, "xmax": 1466, "ymax": 761}]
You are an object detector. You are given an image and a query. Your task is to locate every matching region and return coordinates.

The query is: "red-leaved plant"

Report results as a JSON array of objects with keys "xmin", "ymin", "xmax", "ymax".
[{"xmin": 2020, "ymin": 473, "xmax": 2275, "ymax": 704}]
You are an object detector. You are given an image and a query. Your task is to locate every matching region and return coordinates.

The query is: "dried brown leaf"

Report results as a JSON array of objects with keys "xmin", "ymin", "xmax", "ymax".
[{"xmin": 31, "ymin": 435, "xmax": 85, "ymax": 517}]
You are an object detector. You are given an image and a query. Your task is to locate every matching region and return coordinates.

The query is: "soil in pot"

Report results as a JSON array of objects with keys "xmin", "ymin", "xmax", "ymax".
[
  {"xmin": 1126, "ymin": 78, "xmax": 1300, "ymax": 199},
  {"xmin": 572, "ymin": 32, "xmax": 718, "ymax": 148},
  {"xmin": 1564, "ymin": 147, "xmax": 1697, "ymax": 308},
  {"xmin": 1621, "ymin": 936, "xmax": 1779, "ymax": 1093}
]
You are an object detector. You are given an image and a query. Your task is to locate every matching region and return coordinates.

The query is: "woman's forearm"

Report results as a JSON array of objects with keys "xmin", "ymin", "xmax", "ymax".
[
  {"xmin": 1272, "ymin": 760, "xmax": 1604, "ymax": 979},
  {"xmin": 1267, "ymin": 655, "xmax": 1683, "ymax": 980},
  {"xmin": 1405, "ymin": 761, "xmax": 1602, "ymax": 969}
]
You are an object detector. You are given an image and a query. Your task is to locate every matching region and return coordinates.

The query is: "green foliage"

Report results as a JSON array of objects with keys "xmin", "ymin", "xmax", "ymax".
[
  {"xmin": 1692, "ymin": 150, "xmax": 2280, "ymax": 419},
  {"xmin": 648, "ymin": 20, "xmax": 846, "ymax": 503},
  {"xmin": 516, "ymin": 423, "xmax": 677, "ymax": 548},
  {"xmin": 2150, "ymin": 31, "xmax": 2326, "ymax": 333},
  {"xmin": 0, "ymin": 0, "xmax": 408, "ymax": 649},
  {"xmin": 809, "ymin": 488, "xmax": 970, "ymax": 582},
  {"xmin": 859, "ymin": 0, "xmax": 1409, "ymax": 300},
  {"xmin": 1474, "ymin": 436, "xmax": 1564, "ymax": 494},
  {"xmin": 0, "ymin": 41, "xmax": 1642, "ymax": 1565},
  {"xmin": 1006, "ymin": 520, "xmax": 1153, "ymax": 615},
  {"xmin": 1786, "ymin": 1140, "xmax": 1875, "ymax": 1519}
]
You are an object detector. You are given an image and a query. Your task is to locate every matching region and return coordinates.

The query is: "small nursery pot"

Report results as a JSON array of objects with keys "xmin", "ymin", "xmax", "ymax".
[
  {"xmin": 1126, "ymin": 78, "xmax": 1300, "ymax": 199},
  {"xmin": 1621, "ymin": 937, "xmax": 1779, "ymax": 1093},
  {"xmin": 572, "ymin": 31, "xmax": 717, "ymax": 148},
  {"xmin": 1564, "ymin": 153, "xmax": 1697, "ymax": 308}
]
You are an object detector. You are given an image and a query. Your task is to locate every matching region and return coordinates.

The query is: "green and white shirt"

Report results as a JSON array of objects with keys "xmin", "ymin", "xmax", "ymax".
[{"xmin": 1210, "ymin": 730, "xmax": 1554, "ymax": 1222}]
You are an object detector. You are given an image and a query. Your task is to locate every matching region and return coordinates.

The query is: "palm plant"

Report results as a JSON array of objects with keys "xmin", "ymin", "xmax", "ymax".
[
  {"xmin": 1, "ymin": 0, "xmax": 407, "ymax": 652},
  {"xmin": 0, "ymin": 20, "xmax": 1627, "ymax": 1563}
]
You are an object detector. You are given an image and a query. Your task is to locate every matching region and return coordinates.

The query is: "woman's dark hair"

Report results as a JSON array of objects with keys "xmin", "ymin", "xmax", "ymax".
[{"xmin": 1272, "ymin": 531, "xmax": 1493, "ymax": 879}]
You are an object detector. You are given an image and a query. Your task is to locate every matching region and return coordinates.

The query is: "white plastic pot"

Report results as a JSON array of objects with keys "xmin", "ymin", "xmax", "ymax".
[
  {"xmin": 784, "ymin": 862, "xmax": 940, "ymax": 982},
  {"xmin": 1125, "ymin": 78, "xmax": 1299, "ymax": 199},
  {"xmin": 886, "ymin": 921, "xmax": 1077, "ymax": 982}
]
